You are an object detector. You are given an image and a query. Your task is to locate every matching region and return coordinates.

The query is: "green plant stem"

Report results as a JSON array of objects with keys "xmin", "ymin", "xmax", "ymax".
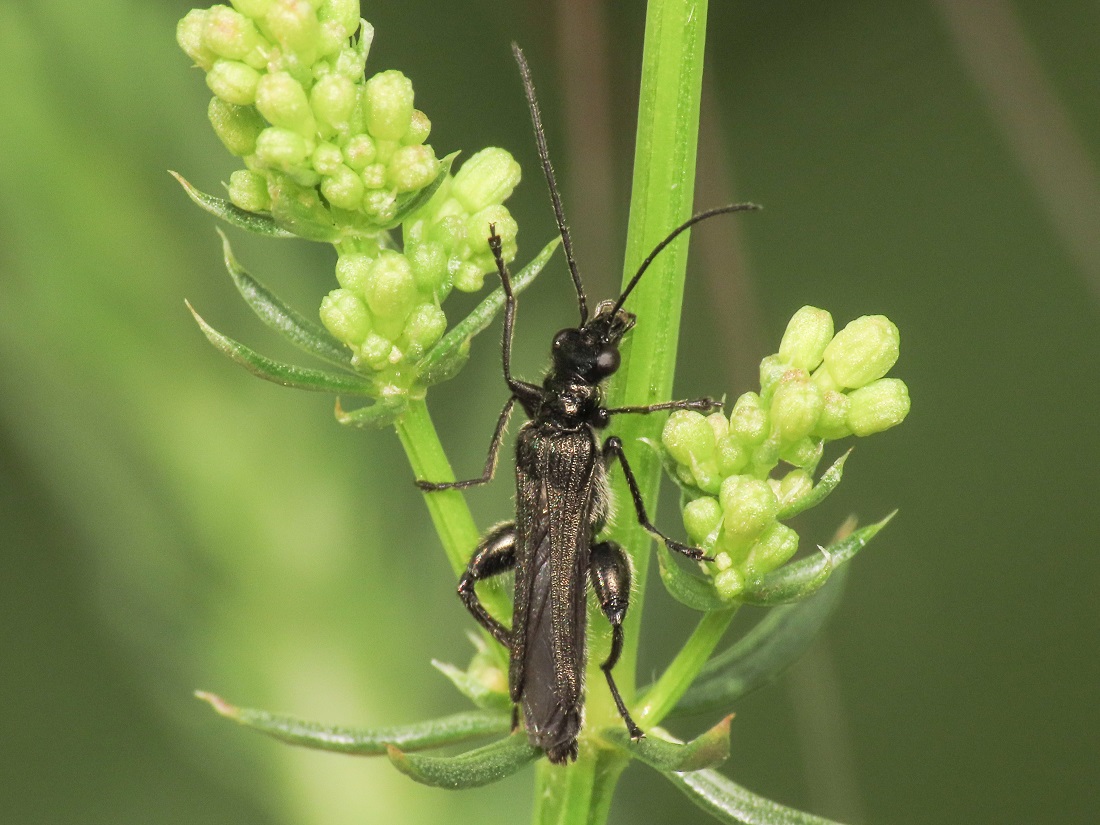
[
  {"xmin": 394, "ymin": 398, "xmax": 509, "ymax": 623},
  {"xmin": 635, "ymin": 607, "xmax": 738, "ymax": 726},
  {"xmin": 535, "ymin": 0, "xmax": 712, "ymax": 823}
]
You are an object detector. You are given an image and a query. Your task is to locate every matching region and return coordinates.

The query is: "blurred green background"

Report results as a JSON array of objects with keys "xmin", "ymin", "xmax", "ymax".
[{"xmin": 2, "ymin": 1, "xmax": 1098, "ymax": 823}]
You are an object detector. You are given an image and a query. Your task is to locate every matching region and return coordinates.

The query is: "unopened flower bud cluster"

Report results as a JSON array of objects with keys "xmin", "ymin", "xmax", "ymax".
[
  {"xmin": 662, "ymin": 306, "xmax": 910, "ymax": 599},
  {"xmin": 178, "ymin": 2, "xmax": 521, "ymax": 382}
]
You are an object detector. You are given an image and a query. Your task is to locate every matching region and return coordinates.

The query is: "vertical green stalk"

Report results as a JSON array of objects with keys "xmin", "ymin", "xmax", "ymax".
[
  {"xmin": 395, "ymin": 399, "xmax": 509, "ymax": 623},
  {"xmin": 529, "ymin": 1, "xmax": 712, "ymax": 823}
]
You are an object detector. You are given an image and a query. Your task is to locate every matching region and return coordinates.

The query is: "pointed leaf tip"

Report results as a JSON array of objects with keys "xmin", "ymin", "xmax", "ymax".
[
  {"xmin": 195, "ymin": 690, "xmax": 239, "ymax": 720},
  {"xmin": 605, "ymin": 715, "xmax": 732, "ymax": 772},
  {"xmin": 171, "ymin": 171, "xmax": 296, "ymax": 238}
]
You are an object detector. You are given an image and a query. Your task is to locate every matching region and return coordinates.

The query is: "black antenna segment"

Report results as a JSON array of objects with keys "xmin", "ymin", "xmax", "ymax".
[
  {"xmin": 612, "ymin": 203, "xmax": 762, "ymax": 314},
  {"xmin": 512, "ymin": 42, "xmax": 588, "ymax": 325}
]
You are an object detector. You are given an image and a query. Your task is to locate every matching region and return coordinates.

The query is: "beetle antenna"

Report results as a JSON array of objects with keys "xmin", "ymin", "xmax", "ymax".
[
  {"xmin": 512, "ymin": 42, "xmax": 588, "ymax": 325},
  {"xmin": 612, "ymin": 203, "xmax": 762, "ymax": 314}
]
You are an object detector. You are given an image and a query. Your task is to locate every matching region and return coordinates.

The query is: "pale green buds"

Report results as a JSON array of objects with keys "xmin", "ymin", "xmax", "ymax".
[
  {"xmin": 310, "ymin": 74, "xmax": 357, "ymax": 130},
  {"xmin": 203, "ymin": 6, "xmax": 267, "ymax": 67},
  {"xmin": 847, "ymin": 378, "xmax": 910, "ymax": 436},
  {"xmin": 388, "ymin": 145, "xmax": 438, "ymax": 193},
  {"xmin": 335, "ymin": 252, "xmax": 371, "ymax": 293},
  {"xmin": 683, "ymin": 497, "xmax": 723, "ymax": 546},
  {"xmin": 229, "ymin": 0, "xmax": 272, "ymax": 18},
  {"xmin": 364, "ymin": 251, "xmax": 417, "ymax": 323},
  {"xmin": 343, "ymin": 134, "xmax": 377, "ymax": 169},
  {"xmin": 452, "ymin": 148, "xmax": 522, "ymax": 213},
  {"xmin": 779, "ymin": 306, "xmax": 834, "ymax": 372},
  {"xmin": 208, "ymin": 98, "xmax": 265, "ymax": 156},
  {"xmin": 266, "ymin": 0, "xmax": 322, "ymax": 57},
  {"xmin": 178, "ymin": 10, "xmax": 216, "ymax": 70},
  {"xmin": 404, "ymin": 303, "xmax": 447, "ymax": 354},
  {"xmin": 404, "ymin": 110, "xmax": 432, "ymax": 146},
  {"xmin": 364, "ymin": 70, "xmax": 415, "ymax": 141},
  {"xmin": 320, "ymin": 289, "xmax": 371, "ymax": 345},
  {"xmin": 256, "ymin": 72, "xmax": 315, "ymax": 133},
  {"xmin": 821, "ymin": 315, "xmax": 900, "ymax": 389},
  {"xmin": 227, "ymin": 170, "xmax": 271, "ymax": 211},
  {"xmin": 659, "ymin": 304, "xmax": 909, "ymax": 599},
  {"xmin": 255, "ymin": 126, "xmax": 310, "ymax": 169},
  {"xmin": 206, "ymin": 60, "xmax": 261, "ymax": 105},
  {"xmin": 320, "ymin": 164, "xmax": 364, "ymax": 210},
  {"xmin": 719, "ymin": 476, "xmax": 778, "ymax": 544},
  {"xmin": 729, "ymin": 392, "xmax": 769, "ymax": 446},
  {"xmin": 770, "ymin": 373, "xmax": 823, "ymax": 442}
]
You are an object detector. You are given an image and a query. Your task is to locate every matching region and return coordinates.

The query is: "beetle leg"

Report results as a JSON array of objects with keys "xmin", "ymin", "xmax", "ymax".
[
  {"xmin": 416, "ymin": 396, "xmax": 516, "ymax": 491},
  {"xmin": 603, "ymin": 436, "xmax": 713, "ymax": 561},
  {"xmin": 589, "ymin": 540, "xmax": 643, "ymax": 740},
  {"xmin": 457, "ymin": 523, "xmax": 516, "ymax": 649},
  {"xmin": 489, "ymin": 226, "xmax": 543, "ymax": 405},
  {"xmin": 605, "ymin": 397, "xmax": 722, "ymax": 416}
]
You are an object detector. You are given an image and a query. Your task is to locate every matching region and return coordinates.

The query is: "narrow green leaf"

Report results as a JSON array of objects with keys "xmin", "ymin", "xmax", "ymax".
[
  {"xmin": 430, "ymin": 658, "xmax": 512, "ymax": 712},
  {"xmin": 670, "ymin": 566, "xmax": 849, "ymax": 717},
  {"xmin": 217, "ymin": 230, "xmax": 354, "ymax": 369},
  {"xmin": 665, "ymin": 767, "xmax": 846, "ymax": 825},
  {"xmin": 777, "ymin": 450, "xmax": 851, "ymax": 520},
  {"xmin": 739, "ymin": 513, "xmax": 896, "ymax": 606},
  {"xmin": 170, "ymin": 171, "xmax": 295, "ymax": 238},
  {"xmin": 415, "ymin": 237, "xmax": 560, "ymax": 383},
  {"xmin": 195, "ymin": 691, "xmax": 509, "ymax": 755},
  {"xmin": 267, "ymin": 173, "xmax": 341, "ymax": 242},
  {"xmin": 603, "ymin": 715, "xmax": 732, "ymax": 772},
  {"xmin": 387, "ymin": 732, "xmax": 539, "ymax": 789},
  {"xmin": 657, "ymin": 542, "xmax": 728, "ymax": 612},
  {"xmin": 335, "ymin": 397, "xmax": 409, "ymax": 430},
  {"xmin": 187, "ymin": 302, "xmax": 376, "ymax": 395},
  {"xmin": 383, "ymin": 152, "xmax": 457, "ymax": 229}
]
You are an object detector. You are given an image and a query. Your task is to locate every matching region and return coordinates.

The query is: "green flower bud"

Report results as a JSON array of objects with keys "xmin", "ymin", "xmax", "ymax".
[
  {"xmin": 715, "ymin": 434, "xmax": 749, "ymax": 476},
  {"xmin": 729, "ymin": 392, "xmax": 769, "ymax": 446},
  {"xmin": 311, "ymin": 141, "xmax": 344, "ymax": 175},
  {"xmin": 321, "ymin": 164, "xmax": 365, "ymax": 210},
  {"xmin": 403, "ymin": 303, "xmax": 447, "ymax": 354},
  {"xmin": 206, "ymin": 59, "xmax": 261, "ymax": 106},
  {"xmin": 777, "ymin": 469, "xmax": 813, "ymax": 510},
  {"xmin": 706, "ymin": 412, "xmax": 729, "ymax": 442},
  {"xmin": 361, "ymin": 188, "xmax": 397, "ymax": 224},
  {"xmin": 683, "ymin": 496, "xmax": 722, "ymax": 546},
  {"xmin": 310, "ymin": 74, "xmax": 357, "ymax": 129},
  {"xmin": 227, "ymin": 169, "xmax": 271, "ymax": 212},
  {"xmin": 718, "ymin": 475, "xmax": 778, "ymax": 542},
  {"xmin": 714, "ymin": 568, "xmax": 745, "ymax": 600},
  {"xmin": 429, "ymin": 214, "xmax": 467, "ymax": 251},
  {"xmin": 663, "ymin": 410, "xmax": 717, "ymax": 467},
  {"xmin": 408, "ymin": 241, "xmax": 448, "ymax": 294},
  {"xmin": 364, "ymin": 70, "xmax": 415, "ymax": 141},
  {"xmin": 334, "ymin": 35, "xmax": 370, "ymax": 79},
  {"xmin": 388, "ymin": 144, "xmax": 439, "ymax": 193},
  {"xmin": 229, "ymin": 0, "xmax": 273, "ymax": 18},
  {"xmin": 467, "ymin": 205, "xmax": 518, "ymax": 255},
  {"xmin": 846, "ymin": 378, "xmax": 910, "ymax": 436},
  {"xmin": 335, "ymin": 252, "xmax": 372, "ymax": 293},
  {"xmin": 255, "ymin": 126, "xmax": 310, "ymax": 169},
  {"xmin": 751, "ymin": 439, "xmax": 781, "ymax": 472},
  {"xmin": 202, "ymin": 6, "xmax": 267, "ymax": 66},
  {"xmin": 453, "ymin": 261, "xmax": 486, "ymax": 293},
  {"xmin": 373, "ymin": 138, "xmax": 399, "ymax": 164},
  {"xmin": 744, "ymin": 523, "xmax": 799, "ymax": 578},
  {"xmin": 359, "ymin": 331, "xmax": 392, "ymax": 370},
  {"xmin": 779, "ymin": 437, "xmax": 822, "ymax": 469},
  {"xmin": 207, "ymin": 98, "xmax": 265, "ymax": 156},
  {"xmin": 770, "ymin": 373, "xmax": 823, "ymax": 442},
  {"xmin": 364, "ymin": 251, "xmax": 416, "ymax": 321},
  {"xmin": 177, "ymin": 10, "xmax": 216, "ymax": 70},
  {"xmin": 265, "ymin": 0, "xmax": 321, "ymax": 59},
  {"xmin": 343, "ymin": 134, "xmax": 377, "ymax": 170},
  {"xmin": 759, "ymin": 354, "xmax": 786, "ymax": 400},
  {"xmin": 452, "ymin": 148, "xmax": 522, "ymax": 213},
  {"xmin": 361, "ymin": 163, "xmax": 387, "ymax": 190},
  {"xmin": 403, "ymin": 110, "xmax": 432, "ymax": 145},
  {"xmin": 255, "ymin": 71, "xmax": 314, "ymax": 133},
  {"xmin": 320, "ymin": 288, "xmax": 371, "ymax": 345},
  {"xmin": 779, "ymin": 305, "xmax": 833, "ymax": 372},
  {"xmin": 813, "ymin": 390, "xmax": 852, "ymax": 440},
  {"xmin": 317, "ymin": 0, "xmax": 360, "ymax": 54},
  {"xmin": 822, "ymin": 315, "xmax": 900, "ymax": 389}
]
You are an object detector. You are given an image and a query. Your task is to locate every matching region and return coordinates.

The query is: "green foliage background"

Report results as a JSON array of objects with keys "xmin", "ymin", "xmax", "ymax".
[{"xmin": 1, "ymin": 1, "xmax": 1097, "ymax": 823}]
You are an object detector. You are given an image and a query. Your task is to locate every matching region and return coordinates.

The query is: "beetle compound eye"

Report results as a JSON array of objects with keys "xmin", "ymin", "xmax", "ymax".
[
  {"xmin": 552, "ymin": 329, "xmax": 572, "ymax": 351},
  {"xmin": 595, "ymin": 347, "xmax": 620, "ymax": 376}
]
